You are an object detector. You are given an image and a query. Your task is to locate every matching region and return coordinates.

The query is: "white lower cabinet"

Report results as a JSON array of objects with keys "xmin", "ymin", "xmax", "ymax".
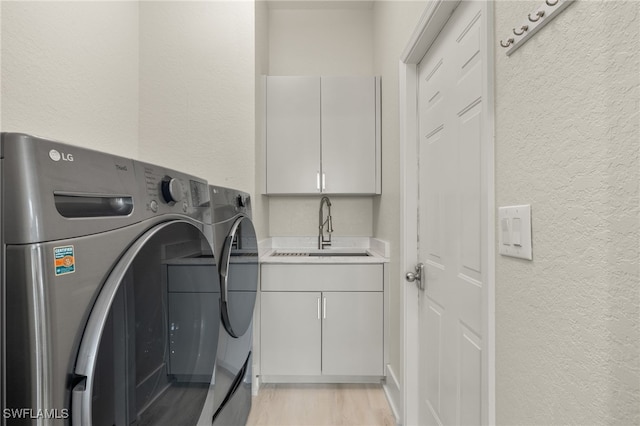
[
  {"xmin": 321, "ymin": 291, "xmax": 383, "ymax": 376},
  {"xmin": 261, "ymin": 291, "xmax": 322, "ymax": 376},
  {"xmin": 260, "ymin": 264, "xmax": 384, "ymax": 380}
]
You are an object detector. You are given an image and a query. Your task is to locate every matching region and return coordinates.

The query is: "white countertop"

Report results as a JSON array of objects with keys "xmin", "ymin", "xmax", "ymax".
[{"xmin": 259, "ymin": 237, "xmax": 389, "ymax": 264}]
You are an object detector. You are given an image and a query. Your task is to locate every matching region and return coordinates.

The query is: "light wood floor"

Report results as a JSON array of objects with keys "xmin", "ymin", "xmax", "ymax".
[{"xmin": 246, "ymin": 384, "xmax": 396, "ymax": 426}]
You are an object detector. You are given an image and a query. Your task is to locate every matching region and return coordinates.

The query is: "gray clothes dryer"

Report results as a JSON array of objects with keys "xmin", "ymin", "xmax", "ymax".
[
  {"xmin": 208, "ymin": 186, "xmax": 258, "ymax": 426},
  {"xmin": 1, "ymin": 133, "xmax": 222, "ymax": 425}
]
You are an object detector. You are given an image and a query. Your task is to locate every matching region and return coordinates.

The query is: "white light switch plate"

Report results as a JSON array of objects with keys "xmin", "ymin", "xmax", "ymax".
[{"xmin": 498, "ymin": 205, "xmax": 532, "ymax": 260}]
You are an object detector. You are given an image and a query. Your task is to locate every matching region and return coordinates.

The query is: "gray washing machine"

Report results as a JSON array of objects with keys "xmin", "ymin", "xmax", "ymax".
[
  {"xmin": 0, "ymin": 133, "xmax": 225, "ymax": 425},
  {"xmin": 208, "ymin": 186, "xmax": 258, "ymax": 426}
]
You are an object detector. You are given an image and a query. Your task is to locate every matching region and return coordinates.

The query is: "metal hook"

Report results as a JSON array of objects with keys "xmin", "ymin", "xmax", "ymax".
[
  {"xmin": 546, "ymin": 0, "xmax": 559, "ymax": 6},
  {"xmin": 500, "ymin": 38, "xmax": 515, "ymax": 48},
  {"xmin": 513, "ymin": 25, "xmax": 529, "ymax": 36},
  {"xmin": 528, "ymin": 10, "xmax": 545, "ymax": 22}
]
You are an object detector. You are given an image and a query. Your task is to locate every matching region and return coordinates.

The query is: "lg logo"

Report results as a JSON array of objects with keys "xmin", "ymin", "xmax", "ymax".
[{"xmin": 49, "ymin": 149, "xmax": 74, "ymax": 162}]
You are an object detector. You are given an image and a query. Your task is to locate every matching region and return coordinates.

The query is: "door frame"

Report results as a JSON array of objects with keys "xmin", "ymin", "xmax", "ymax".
[{"xmin": 399, "ymin": 1, "xmax": 495, "ymax": 424}]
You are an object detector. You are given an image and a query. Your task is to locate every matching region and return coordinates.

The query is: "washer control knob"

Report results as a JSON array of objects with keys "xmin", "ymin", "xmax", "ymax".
[{"xmin": 161, "ymin": 177, "xmax": 183, "ymax": 204}]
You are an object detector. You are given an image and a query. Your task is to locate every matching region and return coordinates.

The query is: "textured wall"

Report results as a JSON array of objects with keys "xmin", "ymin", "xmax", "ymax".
[
  {"xmin": 371, "ymin": 0, "xmax": 427, "ymax": 413},
  {"xmin": 265, "ymin": 3, "xmax": 375, "ymax": 238},
  {"xmin": 1, "ymin": 2, "xmax": 139, "ymax": 157},
  {"xmin": 495, "ymin": 1, "xmax": 639, "ymax": 424},
  {"xmin": 139, "ymin": 1, "xmax": 255, "ymax": 193}
]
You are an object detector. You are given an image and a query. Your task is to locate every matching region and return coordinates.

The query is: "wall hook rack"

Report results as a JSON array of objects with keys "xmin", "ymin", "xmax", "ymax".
[
  {"xmin": 500, "ymin": 38, "xmax": 515, "ymax": 48},
  {"xmin": 528, "ymin": 11, "xmax": 545, "ymax": 22},
  {"xmin": 513, "ymin": 25, "xmax": 529, "ymax": 36},
  {"xmin": 501, "ymin": 0, "xmax": 574, "ymax": 56}
]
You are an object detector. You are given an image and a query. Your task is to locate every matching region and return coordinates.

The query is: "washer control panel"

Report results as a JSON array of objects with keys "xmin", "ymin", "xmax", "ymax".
[{"xmin": 139, "ymin": 162, "xmax": 208, "ymax": 218}]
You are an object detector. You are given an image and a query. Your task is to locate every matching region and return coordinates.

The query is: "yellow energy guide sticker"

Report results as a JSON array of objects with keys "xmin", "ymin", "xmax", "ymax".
[{"xmin": 54, "ymin": 245, "xmax": 75, "ymax": 276}]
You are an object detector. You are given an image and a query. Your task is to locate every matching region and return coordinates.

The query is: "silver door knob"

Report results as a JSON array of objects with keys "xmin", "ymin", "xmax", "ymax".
[
  {"xmin": 405, "ymin": 263, "xmax": 425, "ymax": 290},
  {"xmin": 406, "ymin": 271, "xmax": 419, "ymax": 282}
]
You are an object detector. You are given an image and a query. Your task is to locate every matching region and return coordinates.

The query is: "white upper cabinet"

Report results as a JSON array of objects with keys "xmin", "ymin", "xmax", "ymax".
[
  {"xmin": 265, "ymin": 76, "xmax": 380, "ymax": 195},
  {"xmin": 321, "ymin": 76, "xmax": 377, "ymax": 194},
  {"xmin": 266, "ymin": 76, "xmax": 321, "ymax": 194}
]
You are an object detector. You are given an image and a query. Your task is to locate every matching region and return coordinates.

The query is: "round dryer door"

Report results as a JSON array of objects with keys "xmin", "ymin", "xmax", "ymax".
[
  {"xmin": 72, "ymin": 220, "xmax": 221, "ymax": 426},
  {"xmin": 219, "ymin": 215, "xmax": 258, "ymax": 338}
]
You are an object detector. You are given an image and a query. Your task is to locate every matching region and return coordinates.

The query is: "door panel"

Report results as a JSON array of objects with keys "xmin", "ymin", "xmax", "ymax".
[
  {"xmin": 417, "ymin": 2, "xmax": 487, "ymax": 425},
  {"xmin": 459, "ymin": 106, "xmax": 482, "ymax": 275},
  {"xmin": 73, "ymin": 221, "xmax": 220, "ymax": 426},
  {"xmin": 459, "ymin": 325, "xmax": 482, "ymax": 426},
  {"xmin": 459, "ymin": 275, "xmax": 483, "ymax": 336},
  {"xmin": 424, "ymin": 303, "xmax": 443, "ymax": 412}
]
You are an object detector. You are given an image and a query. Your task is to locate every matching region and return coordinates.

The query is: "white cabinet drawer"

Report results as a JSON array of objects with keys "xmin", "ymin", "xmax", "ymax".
[{"xmin": 261, "ymin": 264, "xmax": 383, "ymax": 292}]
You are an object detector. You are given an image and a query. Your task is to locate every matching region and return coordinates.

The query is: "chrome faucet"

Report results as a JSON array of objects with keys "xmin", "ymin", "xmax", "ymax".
[{"xmin": 318, "ymin": 196, "xmax": 333, "ymax": 249}]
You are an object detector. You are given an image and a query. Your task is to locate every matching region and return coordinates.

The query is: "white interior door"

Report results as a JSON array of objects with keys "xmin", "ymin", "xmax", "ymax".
[{"xmin": 415, "ymin": 2, "xmax": 488, "ymax": 424}]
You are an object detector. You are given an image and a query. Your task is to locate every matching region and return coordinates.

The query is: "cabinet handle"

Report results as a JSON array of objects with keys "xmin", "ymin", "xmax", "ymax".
[
  {"xmin": 322, "ymin": 173, "xmax": 326, "ymax": 191},
  {"xmin": 316, "ymin": 172, "xmax": 321, "ymax": 192},
  {"xmin": 323, "ymin": 297, "xmax": 327, "ymax": 319},
  {"xmin": 317, "ymin": 297, "xmax": 321, "ymax": 320}
]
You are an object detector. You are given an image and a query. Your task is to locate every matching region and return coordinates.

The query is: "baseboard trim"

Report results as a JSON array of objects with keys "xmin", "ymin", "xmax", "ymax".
[
  {"xmin": 260, "ymin": 375, "xmax": 383, "ymax": 384},
  {"xmin": 382, "ymin": 364, "xmax": 402, "ymax": 425}
]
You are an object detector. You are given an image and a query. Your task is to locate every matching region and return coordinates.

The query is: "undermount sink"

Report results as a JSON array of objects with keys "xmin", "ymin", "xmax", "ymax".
[
  {"xmin": 273, "ymin": 250, "xmax": 371, "ymax": 257},
  {"xmin": 309, "ymin": 251, "xmax": 370, "ymax": 257}
]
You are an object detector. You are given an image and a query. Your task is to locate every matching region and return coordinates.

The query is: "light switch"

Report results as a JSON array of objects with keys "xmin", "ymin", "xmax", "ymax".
[
  {"xmin": 498, "ymin": 205, "xmax": 532, "ymax": 260},
  {"xmin": 512, "ymin": 218, "xmax": 522, "ymax": 246},
  {"xmin": 501, "ymin": 218, "xmax": 511, "ymax": 245}
]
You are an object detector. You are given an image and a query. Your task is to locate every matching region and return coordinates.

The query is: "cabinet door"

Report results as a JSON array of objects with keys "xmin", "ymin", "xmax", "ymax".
[
  {"xmin": 168, "ymin": 293, "xmax": 219, "ymax": 378},
  {"xmin": 261, "ymin": 291, "xmax": 322, "ymax": 376},
  {"xmin": 266, "ymin": 76, "xmax": 321, "ymax": 194},
  {"xmin": 321, "ymin": 76, "xmax": 377, "ymax": 194},
  {"xmin": 322, "ymin": 292, "xmax": 383, "ymax": 376}
]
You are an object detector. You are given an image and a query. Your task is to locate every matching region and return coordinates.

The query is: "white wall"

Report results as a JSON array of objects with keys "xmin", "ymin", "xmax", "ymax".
[
  {"xmin": 1, "ymin": 1, "xmax": 256, "ymax": 205},
  {"xmin": 268, "ymin": 4, "xmax": 373, "ymax": 76},
  {"xmin": 255, "ymin": 0, "xmax": 270, "ymax": 240},
  {"xmin": 265, "ymin": 3, "xmax": 375, "ymax": 238},
  {"xmin": 1, "ymin": 2, "xmax": 139, "ymax": 157},
  {"xmin": 371, "ymin": 1, "xmax": 426, "ymax": 418},
  {"xmin": 494, "ymin": 1, "xmax": 639, "ymax": 423},
  {"xmin": 139, "ymin": 1, "xmax": 255, "ymax": 195}
]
